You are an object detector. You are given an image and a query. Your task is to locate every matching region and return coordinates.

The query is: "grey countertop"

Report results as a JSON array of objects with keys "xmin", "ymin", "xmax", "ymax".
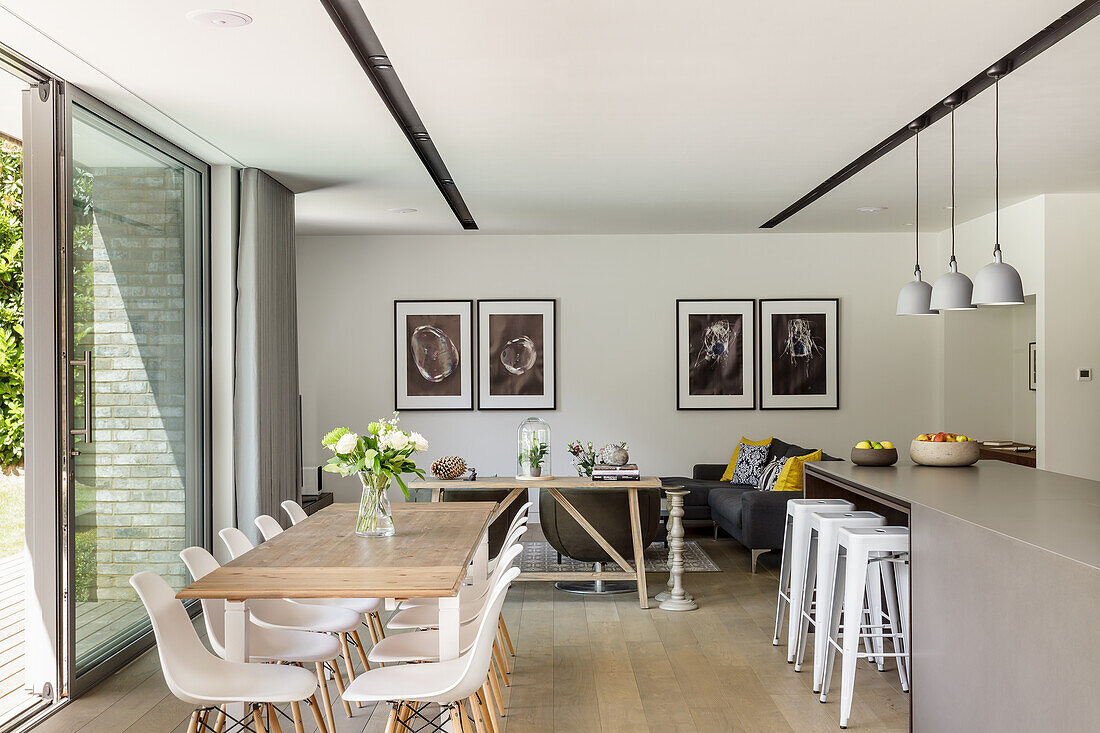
[{"xmin": 806, "ymin": 460, "xmax": 1100, "ymax": 570}]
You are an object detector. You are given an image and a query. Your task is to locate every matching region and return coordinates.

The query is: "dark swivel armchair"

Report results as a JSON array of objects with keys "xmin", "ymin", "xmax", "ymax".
[
  {"xmin": 439, "ymin": 488, "xmax": 527, "ymax": 561},
  {"xmin": 539, "ymin": 486, "xmax": 662, "ymax": 594}
]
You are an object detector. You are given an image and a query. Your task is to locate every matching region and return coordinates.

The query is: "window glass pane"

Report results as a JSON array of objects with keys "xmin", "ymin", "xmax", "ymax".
[{"xmin": 70, "ymin": 104, "xmax": 203, "ymax": 675}]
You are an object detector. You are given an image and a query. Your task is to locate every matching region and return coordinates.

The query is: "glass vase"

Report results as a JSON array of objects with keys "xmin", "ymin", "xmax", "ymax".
[
  {"xmin": 517, "ymin": 416, "xmax": 551, "ymax": 479},
  {"xmin": 355, "ymin": 470, "xmax": 395, "ymax": 537}
]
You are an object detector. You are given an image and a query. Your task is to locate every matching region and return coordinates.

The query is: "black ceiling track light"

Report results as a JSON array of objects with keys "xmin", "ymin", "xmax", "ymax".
[
  {"xmin": 761, "ymin": 0, "xmax": 1100, "ymax": 229},
  {"xmin": 319, "ymin": 0, "xmax": 478, "ymax": 230}
]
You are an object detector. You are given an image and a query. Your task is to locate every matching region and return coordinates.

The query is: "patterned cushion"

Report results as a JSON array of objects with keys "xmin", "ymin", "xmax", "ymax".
[
  {"xmin": 720, "ymin": 437, "xmax": 773, "ymax": 481},
  {"xmin": 730, "ymin": 443, "xmax": 769, "ymax": 485},
  {"xmin": 756, "ymin": 458, "xmax": 787, "ymax": 491},
  {"xmin": 773, "ymin": 449, "xmax": 822, "ymax": 492}
]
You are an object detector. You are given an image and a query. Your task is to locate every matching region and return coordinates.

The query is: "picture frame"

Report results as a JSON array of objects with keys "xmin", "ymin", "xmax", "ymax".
[
  {"xmin": 477, "ymin": 299, "xmax": 557, "ymax": 410},
  {"xmin": 759, "ymin": 298, "xmax": 839, "ymax": 410},
  {"xmin": 394, "ymin": 300, "xmax": 474, "ymax": 411},
  {"xmin": 676, "ymin": 299, "xmax": 756, "ymax": 410},
  {"xmin": 1029, "ymin": 341, "xmax": 1037, "ymax": 391}
]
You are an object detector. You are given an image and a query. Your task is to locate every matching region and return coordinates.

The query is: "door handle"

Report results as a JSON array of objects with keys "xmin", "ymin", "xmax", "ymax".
[{"xmin": 70, "ymin": 350, "xmax": 93, "ymax": 444}]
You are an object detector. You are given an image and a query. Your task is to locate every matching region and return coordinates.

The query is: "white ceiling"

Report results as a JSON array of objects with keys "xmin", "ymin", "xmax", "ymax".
[{"xmin": 0, "ymin": 0, "xmax": 1094, "ymax": 234}]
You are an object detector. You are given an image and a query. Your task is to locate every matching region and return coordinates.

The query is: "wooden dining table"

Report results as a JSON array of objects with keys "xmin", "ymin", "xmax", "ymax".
[{"xmin": 177, "ymin": 501, "xmax": 494, "ymax": 722}]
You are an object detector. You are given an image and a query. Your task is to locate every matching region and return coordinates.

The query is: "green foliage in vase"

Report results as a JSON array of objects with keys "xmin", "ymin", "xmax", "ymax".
[
  {"xmin": 520, "ymin": 436, "xmax": 549, "ymax": 469},
  {"xmin": 321, "ymin": 413, "xmax": 428, "ymax": 499},
  {"xmin": 0, "ymin": 141, "xmax": 23, "ymax": 467}
]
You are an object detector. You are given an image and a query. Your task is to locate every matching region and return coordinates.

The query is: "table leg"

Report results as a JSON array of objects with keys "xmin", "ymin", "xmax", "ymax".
[
  {"xmin": 471, "ymin": 529, "xmax": 489, "ymax": 585},
  {"xmin": 626, "ymin": 487, "xmax": 649, "ymax": 609},
  {"xmin": 438, "ymin": 595, "xmax": 462, "ymax": 732},
  {"xmin": 659, "ymin": 489, "xmax": 697, "ymax": 611},
  {"xmin": 223, "ymin": 600, "xmax": 251, "ymax": 722}
]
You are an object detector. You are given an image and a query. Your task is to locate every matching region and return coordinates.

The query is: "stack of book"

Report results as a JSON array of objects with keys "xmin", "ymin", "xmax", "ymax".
[{"xmin": 592, "ymin": 463, "xmax": 640, "ymax": 481}]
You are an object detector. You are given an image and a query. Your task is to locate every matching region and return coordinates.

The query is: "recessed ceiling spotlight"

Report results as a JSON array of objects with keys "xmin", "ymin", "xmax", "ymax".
[
  {"xmin": 387, "ymin": 208, "xmax": 419, "ymax": 214},
  {"xmin": 856, "ymin": 206, "xmax": 887, "ymax": 213},
  {"xmin": 944, "ymin": 205, "xmax": 955, "ymax": 210},
  {"xmin": 903, "ymin": 222, "xmax": 914, "ymax": 227},
  {"xmin": 186, "ymin": 9, "xmax": 253, "ymax": 27}
]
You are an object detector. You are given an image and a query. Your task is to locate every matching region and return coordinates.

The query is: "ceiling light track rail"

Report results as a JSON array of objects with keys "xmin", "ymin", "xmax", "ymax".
[
  {"xmin": 319, "ymin": 0, "xmax": 477, "ymax": 230},
  {"xmin": 760, "ymin": 0, "xmax": 1100, "ymax": 229}
]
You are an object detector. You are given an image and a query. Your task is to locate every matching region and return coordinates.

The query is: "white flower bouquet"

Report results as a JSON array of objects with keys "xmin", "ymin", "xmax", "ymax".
[{"xmin": 322, "ymin": 413, "xmax": 428, "ymax": 536}]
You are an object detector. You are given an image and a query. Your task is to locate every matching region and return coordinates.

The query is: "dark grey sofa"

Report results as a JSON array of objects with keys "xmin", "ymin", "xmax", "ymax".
[{"xmin": 662, "ymin": 438, "xmax": 841, "ymax": 572}]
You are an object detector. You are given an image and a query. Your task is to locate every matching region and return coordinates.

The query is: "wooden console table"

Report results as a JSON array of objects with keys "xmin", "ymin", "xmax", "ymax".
[
  {"xmin": 411, "ymin": 476, "xmax": 661, "ymax": 608},
  {"xmin": 978, "ymin": 442, "xmax": 1036, "ymax": 468}
]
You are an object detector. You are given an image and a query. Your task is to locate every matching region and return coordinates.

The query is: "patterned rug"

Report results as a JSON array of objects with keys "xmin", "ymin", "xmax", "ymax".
[{"xmin": 519, "ymin": 540, "xmax": 721, "ymax": 573}]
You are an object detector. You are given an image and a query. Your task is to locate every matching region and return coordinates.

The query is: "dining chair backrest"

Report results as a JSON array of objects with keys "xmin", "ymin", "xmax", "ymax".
[
  {"xmin": 179, "ymin": 546, "xmax": 228, "ymax": 653},
  {"xmin": 219, "ymin": 526, "xmax": 255, "ymax": 559},
  {"xmin": 255, "ymin": 514, "xmax": 284, "ymax": 542},
  {"xmin": 444, "ymin": 566, "xmax": 521, "ymax": 702},
  {"xmin": 504, "ymin": 501, "xmax": 533, "ymax": 536},
  {"xmin": 130, "ymin": 571, "xmax": 222, "ymax": 703},
  {"xmin": 282, "ymin": 500, "xmax": 309, "ymax": 526}
]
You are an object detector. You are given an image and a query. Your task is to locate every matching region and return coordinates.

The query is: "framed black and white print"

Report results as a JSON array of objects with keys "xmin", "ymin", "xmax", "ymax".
[
  {"xmin": 477, "ymin": 299, "xmax": 556, "ymax": 410},
  {"xmin": 395, "ymin": 300, "xmax": 474, "ymax": 410},
  {"xmin": 759, "ymin": 299, "xmax": 839, "ymax": 410},
  {"xmin": 676, "ymin": 299, "xmax": 756, "ymax": 409}
]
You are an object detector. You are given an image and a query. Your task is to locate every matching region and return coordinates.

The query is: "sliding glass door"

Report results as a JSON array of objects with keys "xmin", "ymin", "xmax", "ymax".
[{"xmin": 63, "ymin": 97, "xmax": 207, "ymax": 689}]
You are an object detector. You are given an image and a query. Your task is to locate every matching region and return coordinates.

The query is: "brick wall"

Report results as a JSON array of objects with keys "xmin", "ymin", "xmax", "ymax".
[{"xmin": 73, "ymin": 166, "xmax": 190, "ymax": 601}]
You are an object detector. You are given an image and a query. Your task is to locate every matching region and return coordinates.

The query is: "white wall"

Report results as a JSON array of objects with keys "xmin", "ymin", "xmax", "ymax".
[
  {"xmin": 1011, "ymin": 301, "xmax": 1036, "ymax": 444},
  {"xmin": 1041, "ymin": 194, "xmax": 1100, "ymax": 480},
  {"xmin": 296, "ymin": 233, "xmax": 943, "ymax": 501},
  {"xmin": 942, "ymin": 306, "xmax": 1014, "ymax": 440}
]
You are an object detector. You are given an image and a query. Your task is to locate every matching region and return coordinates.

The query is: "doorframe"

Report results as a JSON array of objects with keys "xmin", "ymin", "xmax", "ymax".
[{"xmin": 62, "ymin": 88, "xmax": 213, "ymax": 697}]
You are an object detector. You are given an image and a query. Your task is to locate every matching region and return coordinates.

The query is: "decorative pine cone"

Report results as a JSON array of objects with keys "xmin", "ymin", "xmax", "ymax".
[{"xmin": 431, "ymin": 456, "xmax": 468, "ymax": 480}]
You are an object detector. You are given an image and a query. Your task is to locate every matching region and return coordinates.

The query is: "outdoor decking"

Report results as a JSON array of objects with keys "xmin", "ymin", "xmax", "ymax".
[{"xmin": 0, "ymin": 553, "xmax": 147, "ymax": 727}]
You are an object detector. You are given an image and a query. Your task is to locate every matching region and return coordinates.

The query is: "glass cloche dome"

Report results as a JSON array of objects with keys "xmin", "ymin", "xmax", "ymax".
[{"xmin": 517, "ymin": 417, "xmax": 551, "ymax": 479}]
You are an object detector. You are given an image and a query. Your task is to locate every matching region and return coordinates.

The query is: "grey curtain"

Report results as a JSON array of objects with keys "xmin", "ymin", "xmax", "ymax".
[{"xmin": 235, "ymin": 168, "xmax": 301, "ymax": 544}]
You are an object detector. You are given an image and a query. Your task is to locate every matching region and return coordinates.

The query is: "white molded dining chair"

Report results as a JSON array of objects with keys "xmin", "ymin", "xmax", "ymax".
[
  {"xmin": 255, "ymin": 514, "xmax": 285, "ymax": 542},
  {"xmin": 281, "ymin": 499, "xmax": 309, "ymax": 526},
  {"xmin": 180, "ymin": 546, "xmax": 349, "ymax": 730},
  {"xmin": 217, "ymin": 527, "xmax": 374, "ymax": 713},
  {"xmin": 248, "ymin": 518, "xmax": 388, "ymax": 644},
  {"xmin": 342, "ymin": 566, "xmax": 522, "ymax": 733},
  {"xmin": 130, "ymin": 570, "xmax": 322, "ymax": 733}
]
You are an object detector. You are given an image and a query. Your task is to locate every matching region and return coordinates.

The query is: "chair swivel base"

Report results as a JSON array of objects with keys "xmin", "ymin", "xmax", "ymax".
[{"xmin": 555, "ymin": 580, "xmax": 637, "ymax": 595}]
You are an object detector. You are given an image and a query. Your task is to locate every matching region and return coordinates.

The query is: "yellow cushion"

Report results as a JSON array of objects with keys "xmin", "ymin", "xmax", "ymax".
[
  {"xmin": 773, "ymin": 449, "xmax": 822, "ymax": 492},
  {"xmin": 720, "ymin": 437, "xmax": 774, "ymax": 482}
]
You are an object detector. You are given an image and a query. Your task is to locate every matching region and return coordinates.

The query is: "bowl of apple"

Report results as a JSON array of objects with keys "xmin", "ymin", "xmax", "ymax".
[
  {"xmin": 910, "ymin": 433, "xmax": 979, "ymax": 466},
  {"xmin": 851, "ymin": 440, "xmax": 898, "ymax": 466}
]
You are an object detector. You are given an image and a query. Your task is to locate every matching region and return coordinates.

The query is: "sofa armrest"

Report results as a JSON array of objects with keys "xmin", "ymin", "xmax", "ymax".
[
  {"xmin": 740, "ymin": 490, "xmax": 800, "ymax": 550},
  {"xmin": 693, "ymin": 463, "xmax": 727, "ymax": 481}
]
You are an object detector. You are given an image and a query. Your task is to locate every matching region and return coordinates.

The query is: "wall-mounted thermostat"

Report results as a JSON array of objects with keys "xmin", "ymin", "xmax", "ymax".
[{"xmin": 1077, "ymin": 368, "xmax": 1092, "ymax": 382}]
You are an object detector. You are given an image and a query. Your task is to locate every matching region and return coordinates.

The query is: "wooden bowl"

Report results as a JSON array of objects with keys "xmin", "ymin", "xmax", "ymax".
[
  {"xmin": 909, "ymin": 439, "xmax": 980, "ymax": 467},
  {"xmin": 850, "ymin": 447, "xmax": 898, "ymax": 466}
]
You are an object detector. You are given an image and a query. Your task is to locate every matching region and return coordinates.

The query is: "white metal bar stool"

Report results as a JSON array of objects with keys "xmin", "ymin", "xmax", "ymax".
[
  {"xmin": 793, "ymin": 511, "xmax": 887, "ymax": 693},
  {"xmin": 820, "ymin": 526, "xmax": 910, "ymax": 729},
  {"xmin": 774, "ymin": 498, "xmax": 855, "ymax": 659}
]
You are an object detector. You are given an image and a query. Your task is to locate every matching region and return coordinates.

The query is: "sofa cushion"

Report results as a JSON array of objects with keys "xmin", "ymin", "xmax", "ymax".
[
  {"xmin": 756, "ymin": 457, "xmax": 786, "ymax": 491},
  {"xmin": 784, "ymin": 444, "xmax": 843, "ymax": 462},
  {"xmin": 729, "ymin": 442, "xmax": 769, "ymax": 485},
  {"xmin": 774, "ymin": 449, "xmax": 822, "ymax": 492},
  {"xmin": 708, "ymin": 485, "xmax": 755, "ymax": 529},
  {"xmin": 720, "ymin": 437, "xmax": 774, "ymax": 482},
  {"xmin": 767, "ymin": 438, "xmax": 793, "ymax": 463}
]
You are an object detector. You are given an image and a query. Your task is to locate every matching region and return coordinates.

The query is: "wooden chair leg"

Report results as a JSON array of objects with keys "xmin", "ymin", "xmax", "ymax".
[
  {"xmin": 186, "ymin": 710, "xmax": 201, "ymax": 733},
  {"xmin": 306, "ymin": 695, "xmax": 329, "ymax": 733},
  {"xmin": 267, "ymin": 704, "xmax": 284, "ymax": 733},
  {"xmin": 251, "ymin": 706, "xmax": 267, "ymax": 732},
  {"xmin": 492, "ymin": 640, "xmax": 510, "ymax": 686},
  {"xmin": 314, "ymin": 662, "xmax": 339, "ymax": 732},
  {"xmin": 479, "ymin": 691, "xmax": 498, "ymax": 733},
  {"xmin": 495, "ymin": 627, "xmax": 512, "ymax": 675},
  {"xmin": 329, "ymin": 658, "xmax": 355, "ymax": 718},
  {"xmin": 499, "ymin": 617, "xmax": 515, "ymax": 657},
  {"xmin": 289, "ymin": 700, "xmax": 306, "ymax": 733},
  {"xmin": 383, "ymin": 704, "xmax": 399, "ymax": 733},
  {"xmin": 365, "ymin": 614, "xmax": 380, "ymax": 645},
  {"xmin": 467, "ymin": 696, "xmax": 488, "ymax": 733},
  {"xmin": 213, "ymin": 707, "xmax": 226, "ymax": 733},
  {"xmin": 453, "ymin": 701, "xmax": 473, "ymax": 733},
  {"xmin": 373, "ymin": 612, "xmax": 386, "ymax": 640},
  {"xmin": 350, "ymin": 629, "xmax": 372, "ymax": 672},
  {"xmin": 339, "ymin": 634, "xmax": 364, "ymax": 708},
  {"xmin": 487, "ymin": 661, "xmax": 506, "ymax": 717}
]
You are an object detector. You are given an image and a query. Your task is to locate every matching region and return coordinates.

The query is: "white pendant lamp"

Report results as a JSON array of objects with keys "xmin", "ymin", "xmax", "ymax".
[
  {"xmin": 897, "ymin": 119, "xmax": 936, "ymax": 316},
  {"xmin": 930, "ymin": 95, "xmax": 976, "ymax": 311},
  {"xmin": 971, "ymin": 64, "xmax": 1026, "ymax": 306}
]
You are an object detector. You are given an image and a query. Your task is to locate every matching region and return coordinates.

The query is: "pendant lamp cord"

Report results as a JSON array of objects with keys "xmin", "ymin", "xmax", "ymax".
[
  {"xmin": 950, "ymin": 104, "xmax": 956, "ymax": 265},
  {"xmin": 994, "ymin": 76, "xmax": 1001, "ymax": 253},
  {"xmin": 914, "ymin": 129, "xmax": 920, "ymax": 275}
]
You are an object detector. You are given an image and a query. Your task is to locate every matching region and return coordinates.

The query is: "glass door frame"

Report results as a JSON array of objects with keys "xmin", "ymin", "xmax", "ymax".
[{"xmin": 61, "ymin": 88, "xmax": 212, "ymax": 697}]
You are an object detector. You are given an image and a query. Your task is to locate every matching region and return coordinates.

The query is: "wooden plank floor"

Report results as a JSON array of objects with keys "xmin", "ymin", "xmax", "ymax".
[{"xmin": 31, "ymin": 526, "xmax": 909, "ymax": 732}]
